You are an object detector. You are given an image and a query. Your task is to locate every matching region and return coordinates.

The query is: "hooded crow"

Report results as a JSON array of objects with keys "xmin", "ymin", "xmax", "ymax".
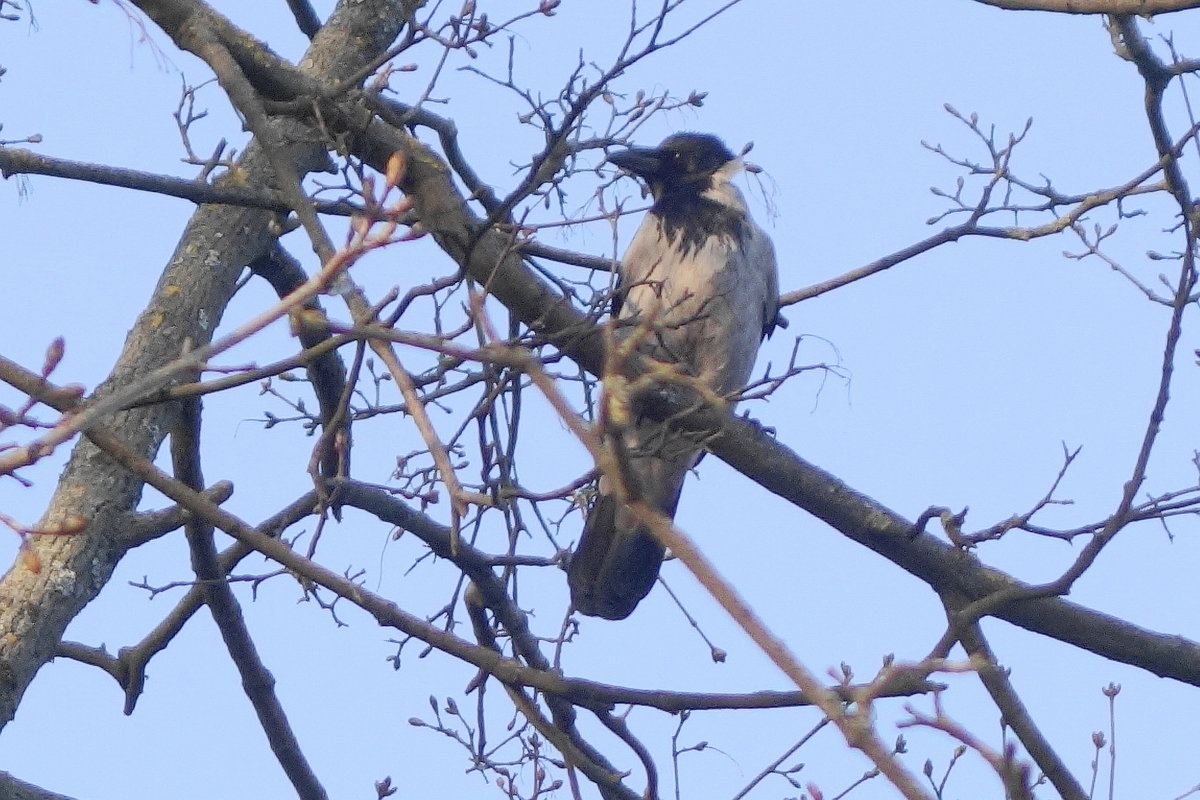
[{"xmin": 568, "ymin": 133, "xmax": 780, "ymax": 619}]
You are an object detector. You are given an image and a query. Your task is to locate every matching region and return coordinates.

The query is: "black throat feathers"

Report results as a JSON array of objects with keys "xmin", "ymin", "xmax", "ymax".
[{"xmin": 653, "ymin": 193, "xmax": 748, "ymax": 258}]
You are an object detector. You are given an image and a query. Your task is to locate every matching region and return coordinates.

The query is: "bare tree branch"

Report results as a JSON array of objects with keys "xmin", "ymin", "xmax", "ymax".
[
  {"xmin": 0, "ymin": 0, "xmax": 411, "ymax": 731},
  {"xmin": 0, "ymin": 772, "xmax": 81, "ymax": 800},
  {"xmin": 969, "ymin": 0, "xmax": 1200, "ymax": 13}
]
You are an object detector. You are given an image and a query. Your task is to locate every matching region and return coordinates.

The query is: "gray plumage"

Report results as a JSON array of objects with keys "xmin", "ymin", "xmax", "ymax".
[{"xmin": 568, "ymin": 133, "xmax": 780, "ymax": 620}]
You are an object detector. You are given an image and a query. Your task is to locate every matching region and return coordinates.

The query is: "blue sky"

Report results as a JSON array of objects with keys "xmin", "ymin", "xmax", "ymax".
[{"xmin": 3, "ymin": 2, "xmax": 1200, "ymax": 798}]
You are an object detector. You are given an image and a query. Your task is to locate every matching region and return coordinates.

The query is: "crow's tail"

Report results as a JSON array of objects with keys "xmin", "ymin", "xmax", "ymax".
[{"xmin": 568, "ymin": 452, "xmax": 689, "ymax": 620}]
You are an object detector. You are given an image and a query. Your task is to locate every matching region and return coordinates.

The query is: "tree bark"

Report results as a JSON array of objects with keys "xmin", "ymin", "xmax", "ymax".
[{"xmin": 0, "ymin": 0, "xmax": 412, "ymax": 730}]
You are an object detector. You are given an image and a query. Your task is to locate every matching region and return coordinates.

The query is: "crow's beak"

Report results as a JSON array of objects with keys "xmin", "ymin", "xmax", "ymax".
[{"xmin": 607, "ymin": 146, "xmax": 664, "ymax": 179}]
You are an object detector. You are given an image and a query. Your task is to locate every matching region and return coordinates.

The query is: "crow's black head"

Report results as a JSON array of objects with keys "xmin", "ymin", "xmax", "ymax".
[
  {"xmin": 608, "ymin": 133, "xmax": 749, "ymax": 254},
  {"xmin": 608, "ymin": 133, "xmax": 737, "ymax": 200}
]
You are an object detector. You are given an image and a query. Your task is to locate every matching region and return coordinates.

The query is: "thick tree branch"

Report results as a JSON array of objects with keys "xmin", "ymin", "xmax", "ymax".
[
  {"xmin": 287, "ymin": 0, "xmax": 324, "ymax": 38},
  {"xmin": 0, "ymin": 0, "xmax": 411, "ymax": 732},
  {"xmin": 970, "ymin": 0, "xmax": 1200, "ymax": 13},
  {"xmin": 0, "ymin": 773, "xmax": 80, "ymax": 800}
]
